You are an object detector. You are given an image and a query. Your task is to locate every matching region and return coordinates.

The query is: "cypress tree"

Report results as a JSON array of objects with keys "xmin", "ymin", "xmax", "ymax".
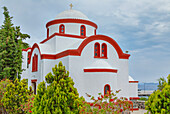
[{"xmin": 0, "ymin": 6, "xmax": 30, "ymax": 80}]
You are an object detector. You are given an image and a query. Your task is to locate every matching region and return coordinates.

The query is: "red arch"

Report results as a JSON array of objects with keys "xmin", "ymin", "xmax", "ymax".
[
  {"xmin": 77, "ymin": 35, "xmax": 130, "ymax": 59},
  {"xmin": 40, "ymin": 35, "xmax": 130, "ymax": 60},
  {"xmin": 28, "ymin": 43, "xmax": 41, "ymax": 64},
  {"xmin": 29, "ymin": 35, "xmax": 130, "ymax": 63}
]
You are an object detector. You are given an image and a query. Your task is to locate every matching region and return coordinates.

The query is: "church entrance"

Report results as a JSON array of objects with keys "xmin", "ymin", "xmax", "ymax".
[{"xmin": 31, "ymin": 79, "xmax": 37, "ymax": 94}]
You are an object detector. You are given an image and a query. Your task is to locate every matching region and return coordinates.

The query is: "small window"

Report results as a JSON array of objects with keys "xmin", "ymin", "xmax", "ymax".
[
  {"xmin": 104, "ymin": 84, "xmax": 110, "ymax": 95},
  {"xmin": 27, "ymin": 52, "xmax": 31, "ymax": 68},
  {"xmin": 101, "ymin": 43, "xmax": 107, "ymax": 58},
  {"xmin": 80, "ymin": 25, "xmax": 86, "ymax": 37},
  {"xmin": 59, "ymin": 24, "xmax": 65, "ymax": 34},
  {"xmin": 94, "ymin": 42, "xmax": 100, "ymax": 58},
  {"xmin": 32, "ymin": 54, "xmax": 38, "ymax": 72}
]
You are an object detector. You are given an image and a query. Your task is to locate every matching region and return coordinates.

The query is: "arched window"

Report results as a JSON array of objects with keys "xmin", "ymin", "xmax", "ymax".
[
  {"xmin": 94, "ymin": 42, "xmax": 100, "ymax": 58},
  {"xmin": 32, "ymin": 54, "xmax": 38, "ymax": 72},
  {"xmin": 104, "ymin": 84, "xmax": 111, "ymax": 95},
  {"xmin": 80, "ymin": 25, "xmax": 86, "ymax": 37},
  {"xmin": 59, "ymin": 24, "xmax": 65, "ymax": 34},
  {"xmin": 101, "ymin": 43, "xmax": 107, "ymax": 58}
]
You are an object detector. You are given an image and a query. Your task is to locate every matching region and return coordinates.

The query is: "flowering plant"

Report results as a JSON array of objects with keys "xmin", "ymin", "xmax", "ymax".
[{"xmin": 80, "ymin": 90, "xmax": 132, "ymax": 114}]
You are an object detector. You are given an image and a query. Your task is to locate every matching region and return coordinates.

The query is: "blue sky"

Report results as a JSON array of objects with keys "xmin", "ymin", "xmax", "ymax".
[{"xmin": 0, "ymin": 0, "xmax": 170, "ymax": 82}]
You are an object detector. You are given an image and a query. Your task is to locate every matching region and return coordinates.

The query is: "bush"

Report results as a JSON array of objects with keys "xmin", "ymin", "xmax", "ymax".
[
  {"xmin": 145, "ymin": 75, "xmax": 170, "ymax": 113},
  {"xmin": 80, "ymin": 90, "xmax": 132, "ymax": 113},
  {"xmin": 0, "ymin": 79, "xmax": 11, "ymax": 113},
  {"xmin": 33, "ymin": 61, "xmax": 84, "ymax": 113},
  {"xmin": 1, "ymin": 78, "xmax": 33, "ymax": 114}
]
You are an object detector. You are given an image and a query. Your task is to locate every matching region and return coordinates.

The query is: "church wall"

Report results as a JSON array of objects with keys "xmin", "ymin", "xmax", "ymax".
[
  {"xmin": 128, "ymin": 83, "xmax": 138, "ymax": 97},
  {"xmin": 68, "ymin": 40, "xmax": 129, "ymax": 101},
  {"xmin": 21, "ymin": 51, "xmax": 28, "ymax": 80},
  {"xmin": 42, "ymin": 56, "xmax": 70, "ymax": 82}
]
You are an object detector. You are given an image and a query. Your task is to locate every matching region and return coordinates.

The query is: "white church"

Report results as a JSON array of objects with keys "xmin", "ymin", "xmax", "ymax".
[{"xmin": 21, "ymin": 6, "xmax": 139, "ymax": 110}]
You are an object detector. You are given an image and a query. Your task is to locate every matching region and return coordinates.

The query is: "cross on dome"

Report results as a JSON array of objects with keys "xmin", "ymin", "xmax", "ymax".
[{"xmin": 69, "ymin": 3, "xmax": 73, "ymax": 10}]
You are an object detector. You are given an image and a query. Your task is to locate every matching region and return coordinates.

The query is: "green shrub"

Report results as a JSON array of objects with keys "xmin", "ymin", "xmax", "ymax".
[
  {"xmin": 33, "ymin": 61, "xmax": 84, "ymax": 114},
  {"xmin": 145, "ymin": 75, "xmax": 170, "ymax": 113},
  {"xmin": 1, "ymin": 78, "xmax": 33, "ymax": 114}
]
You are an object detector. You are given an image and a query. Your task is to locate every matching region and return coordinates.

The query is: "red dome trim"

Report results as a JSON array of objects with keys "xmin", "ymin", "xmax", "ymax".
[{"xmin": 46, "ymin": 19, "xmax": 98, "ymax": 29}]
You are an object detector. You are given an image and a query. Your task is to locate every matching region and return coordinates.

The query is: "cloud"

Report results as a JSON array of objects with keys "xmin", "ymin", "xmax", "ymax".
[{"xmin": 0, "ymin": 0, "xmax": 170, "ymax": 82}]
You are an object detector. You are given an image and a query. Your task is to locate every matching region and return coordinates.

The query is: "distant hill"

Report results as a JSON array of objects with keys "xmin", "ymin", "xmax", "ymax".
[{"xmin": 138, "ymin": 83, "xmax": 159, "ymax": 91}]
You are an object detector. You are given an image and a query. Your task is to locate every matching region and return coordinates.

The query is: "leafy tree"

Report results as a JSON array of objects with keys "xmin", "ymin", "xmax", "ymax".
[
  {"xmin": 80, "ymin": 90, "xmax": 132, "ymax": 114},
  {"xmin": 0, "ymin": 79, "xmax": 11, "ymax": 113},
  {"xmin": 0, "ymin": 6, "xmax": 30, "ymax": 81},
  {"xmin": 157, "ymin": 77, "xmax": 166, "ymax": 90},
  {"xmin": 1, "ymin": 78, "xmax": 33, "ymax": 114},
  {"xmin": 33, "ymin": 61, "xmax": 84, "ymax": 114},
  {"xmin": 145, "ymin": 75, "xmax": 170, "ymax": 113}
]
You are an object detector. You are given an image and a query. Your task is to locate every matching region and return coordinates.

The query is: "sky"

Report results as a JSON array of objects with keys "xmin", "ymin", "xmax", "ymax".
[{"xmin": 0, "ymin": 0, "xmax": 170, "ymax": 83}]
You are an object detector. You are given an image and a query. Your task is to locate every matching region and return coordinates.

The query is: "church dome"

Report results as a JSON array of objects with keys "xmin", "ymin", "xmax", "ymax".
[{"xmin": 55, "ymin": 9, "xmax": 89, "ymax": 20}]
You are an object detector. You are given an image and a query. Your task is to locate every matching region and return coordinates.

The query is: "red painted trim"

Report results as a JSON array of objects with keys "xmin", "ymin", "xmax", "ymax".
[
  {"xmin": 94, "ymin": 29, "xmax": 96, "ymax": 35},
  {"xmin": 59, "ymin": 24, "xmax": 65, "ymax": 34},
  {"xmin": 129, "ymin": 97, "xmax": 140, "ymax": 100},
  {"xmin": 104, "ymin": 84, "xmax": 111, "ymax": 95},
  {"xmin": 129, "ymin": 81, "xmax": 139, "ymax": 83},
  {"xmin": 130, "ymin": 108, "xmax": 139, "ymax": 111},
  {"xmin": 80, "ymin": 25, "xmax": 86, "ymax": 37},
  {"xmin": 47, "ymin": 28, "xmax": 49, "ymax": 38},
  {"xmin": 40, "ymin": 32, "xmax": 85, "ymax": 43},
  {"xmin": 46, "ymin": 19, "xmax": 98, "ymax": 29},
  {"xmin": 22, "ymin": 47, "xmax": 31, "ymax": 51},
  {"xmin": 84, "ymin": 68, "xmax": 118, "ymax": 73},
  {"xmin": 31, "ymin": 79, "xmax": 37, "ymax": 83}
]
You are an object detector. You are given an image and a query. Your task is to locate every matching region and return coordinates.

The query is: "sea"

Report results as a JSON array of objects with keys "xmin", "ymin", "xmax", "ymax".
[
  {"xmin": 138, "ymin": 83, "xmax": 159, "ymax": 91},
  {"xmin": 138, "ymin": 83, "xmax": 159, "ymax": 98}
]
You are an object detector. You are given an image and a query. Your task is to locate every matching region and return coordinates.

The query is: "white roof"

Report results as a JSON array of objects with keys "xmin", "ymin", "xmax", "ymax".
[
  {"xmin": 55, "ymin": 9, "xmax": 89, "ymax": 20},
  {"xmin": 129, "ymin": 75, "xmax": 134, "ymax": 81}
]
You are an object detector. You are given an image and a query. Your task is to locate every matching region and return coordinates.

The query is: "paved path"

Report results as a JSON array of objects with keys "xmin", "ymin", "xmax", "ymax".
[{"xmin": 131, "ymin": 109, "xmax": 147, "ymax": 114}]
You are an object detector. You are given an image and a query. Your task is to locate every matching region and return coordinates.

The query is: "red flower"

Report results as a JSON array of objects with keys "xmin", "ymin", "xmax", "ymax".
[
  {"xmin": 110, "ymin": 99, "xmax": 114, "ymax": 102},
  {"xmin": 90, "ymin": 103, "xmax": 93, "ymax": 106},
  {"xmin": 29, "ymin": 110, "xmax": 32, "ymax": 113},
  {"xmin": 101, "ymin": 95, "xmax": 104, "ymax": 98},
  {"xmin": 120, "ymin": 109, "xmax": 123, "ymax": 112},
  {"xmin": 98, "ymin": 97, "xmax": 101, "ymax": 100}
]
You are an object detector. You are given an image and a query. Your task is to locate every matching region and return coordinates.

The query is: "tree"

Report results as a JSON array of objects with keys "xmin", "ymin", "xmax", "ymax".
[
  {"xmin": 0, "ymin": 6, "xmax": 30, "ymax": 81},
  {"xmin": 145, "ymin": 75, "xmax": 170, "ymax": 113},
  {"xmin": 1, "ymin": 78, "xmax": 33, "ymax": 114},
  {"xmin": 80, "ymin": 90, "xmax": 132, "ymax": 114},
  {"xmin": 33, "ymin": 61, "xmax": 84, "ymax": 113},
  {"xmin": 157, "ymin": 77, "xmax": 166, "ymax": 90}
]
